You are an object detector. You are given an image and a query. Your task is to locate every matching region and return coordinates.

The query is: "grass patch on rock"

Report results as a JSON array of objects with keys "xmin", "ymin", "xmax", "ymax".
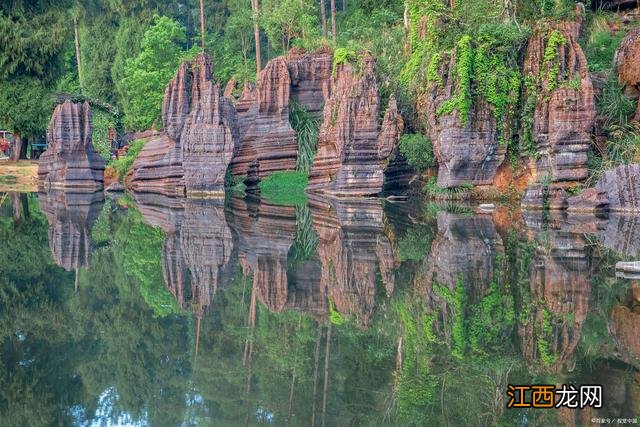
[{"xmin": 259, "ymin": 171, "xmax": 308, "ymax": 206}]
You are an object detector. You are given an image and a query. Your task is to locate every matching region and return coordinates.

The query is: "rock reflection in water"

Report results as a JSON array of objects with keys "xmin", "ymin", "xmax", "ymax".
[
  {"xmin": 39, "ymin": 190, "xmax": 104, "ymax": 271},
  {"xmin": 134, "ymin": 193, "xmax": 235, "ymax": 316},
  {"xmin": 521, "ymin": 211, "xmax": 591, "ymax": 372}
]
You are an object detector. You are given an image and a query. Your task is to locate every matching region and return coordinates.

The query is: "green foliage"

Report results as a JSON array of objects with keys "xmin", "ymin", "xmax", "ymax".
[
  {"xmin": 92, "ymin": 108, "xmax": 117, "ymax": 161},
  {"xmin": 598, "ymin": 76, "xmax": 637, "ymax": 130},
  {"xmin": 261, "ymin": 0, "xmax": 319, "ymax": 53},
  {"xmin": 0, "ymin": 76, "xmax": 52, "ymax": 137},
  {"xmin": 111, "ymin": 139, "xmax": 146, "ymax": 181},
  {"xmin": 333, "ymin": 47, "xmax": 358, "ymax": 73},
  {"xmin": 398, "ymin": 133, "xmax": 436, "ymax": 172},
  {"xmin": 585, "ymin": 29, "xmax": 623, "ymax": 73},
  {"xmin": 397, "ymin": 225, "xmax": 435, "ymax": 262},
  {"xmin": 288, "ymin": 204, "xmax": 318, "ymax": 262},
  {"xmin": 120, "ymin": 16, "xmax": 188, "ymax": 130},
  {"xmin": 437, "ymin": 35, "xmax": 473, "ymax": 124},
  {"xmin": 289, "ymin": 101, "xmax": 319, "ymax": 174},
  {"xmin": 258, "ymin": 171, "xmax": 308, "ymax": 205},
  {"xmin": 423, "ymin": 177, "xmax": 473, "ymax": 200},
  {"xmin": 543, "ymin": 30, "xmax": 566, "ymax": 92}
]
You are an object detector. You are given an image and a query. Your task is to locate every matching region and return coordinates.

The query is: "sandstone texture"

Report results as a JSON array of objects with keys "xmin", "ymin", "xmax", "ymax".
[
  {"xmin": 39, "ymin": 190, "xmax": 104, "ymax": 271},
  {"xmin": 567, "ymin": 164, "xmax": 640, "ymax": 212},
  {"xmin": 38, "ymin": 101, "xmax": 105, "ymax": 192},
  {"xmin": 129, "ymin": 52, "xmax": 238, "ymax": 198},
  {"xmin": 423, "ymin": 55, "xmax": 507, "ymax": 188},
  {"xmin": 521, "ymin": 184, "xmax": 568, "ymax": 210},
  {"xmin": 308, "ymin": 54, "xmax": 404, "ymax": 196},
  {"xmin": 230, "ymin": 49, "xmax": 333, "ymax": 178},
  {"xmin": 522, "ymin": 15, "xmax": 595, "ymax": 185},
  {"xmin": 615, "ymin": 26, "xmax": 640, "ymax": 121}
]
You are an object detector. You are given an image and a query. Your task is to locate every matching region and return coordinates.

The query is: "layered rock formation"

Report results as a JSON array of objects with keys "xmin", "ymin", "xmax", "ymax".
[
  {"xmin": 307, "ymin": 54, "xmax": 404, "ymax": 196},
  {"xmin": 423, "ymin": 55, "xmax": 508, "ymax": 188},
  {"xmin": 520, "ymin": 12, "xmax": 595, "ymax": 206},
  {"xmin": 129, "ymin": 53, "xmax": 238, "ymax": 198},
  {"xmin": 567, "ymin": 164, "xmax": 640, "ymax": 212},
  {"xmin": 134, "ymin": 194, "xmax": 236, "ymax": 316},
  {"xmin": 39, "ymin": 190, "xmax": 104, "ymax": 271},
  {"xmin": 38, "ymin": 101, "xmax": 105, "ymax": 192},
  {"xmin": 615, "ymin": 27, "xmax": 640, "ymax": 121},
  {"xmin": 309, "ymin": 197, "xmax": 396, "ymax": 328},
  {"xmin": 229, "ymin": 49, "xmax": 333, "ymax": 178}
]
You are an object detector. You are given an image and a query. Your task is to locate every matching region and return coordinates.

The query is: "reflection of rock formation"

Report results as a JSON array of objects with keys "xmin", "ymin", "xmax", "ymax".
[
  {"xmin": 134, "ymin": 194, "xmax": 235, "ymax": 316},
  {"xmin": 130, "ymin": 53, "xmax": 238, "ymax": 197},
  {"xmin": 309, "ymin": 197, "xmax": 396, "ymax": 328},
  {"xmin": 423, "ymin": 212, "xmax": 504, "ymax": 303},
  {"xmin": 519, "ymin": 211, "xmax": 591, "ymax": 372},
  {"xmin": 227, "ymin": 198, "xmax": 298, "ymax": 313},
  {"xmin": 612, "ymin": 303, "xmax": 640, "ymax": 369},
  {"xmin": 39, "ymin": 190, "xmax": 104, "ymax": 270},
  {"xmin": 38, "ymin": 101, "xmax": 105, "ymax": 192}
]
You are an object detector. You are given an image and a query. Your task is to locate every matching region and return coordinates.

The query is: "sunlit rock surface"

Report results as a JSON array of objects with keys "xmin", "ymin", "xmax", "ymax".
[
  {"xmin": 39, "ymin": 190, "xmax": 104, "ymax": 271},
  {"xmin": 230, "ymin": 49, "xmax": 333, "ymax": 178},
  {"xmin": 615, "ymin": 26, "xmax": 640, "ymax": 121},
  {"xmin": 38, "ymin": 101, "xmax": 105, "ymax": 192},
  {"xmin": 130, "ymin": 53, "xmax": 238, "ymax": 198},
  {"xmin": 307, "ymin": 55, "xmax": 404, "ymax": 196}
]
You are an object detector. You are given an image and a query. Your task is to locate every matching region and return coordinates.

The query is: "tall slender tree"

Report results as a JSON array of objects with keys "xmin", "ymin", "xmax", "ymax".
[
  {"xmin": 251, "ymin": 0, "xmax": 261, "ymax": 75},
  {"xmin": 74, "ymin": 15, "xmax": 83, "ymax": 92},
  {"xmin": 200, "ymin": 0, "xmax": 206, "ymax": 50},
  {"xmin": 320, "ymin": 0, "xmax": 327, "ymax": 37},
  {"xmin": 330, "ymin": 0, "xmax": 336, "ymax": 42}
]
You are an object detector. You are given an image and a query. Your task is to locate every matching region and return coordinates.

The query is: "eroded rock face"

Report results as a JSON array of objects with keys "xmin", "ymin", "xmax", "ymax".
[
  {"xmin": 595, "ymin": 164, "xmax": 640, "ymax": 212},
  {"xmin": 423, "ymin": 53, "xmax": 507, "ymax": 188},
  {"xmin": 522, "ymin": 16, "xmax": 595, "ymax": 184},
  {"xmin": 134, "ymin": 194, "xmax": 236, "ymax": 316},
  {"xmin": 230, "ymin": 49, "xmax": 333, "ymax": 178},
  {"xmin": 38, "ymin": 101, "xmax": 105, "ymax": 192},
  {"xmin": 130, "ymin": 53, "xmax": 238, "ymax": 198},
  {"xmin": 612, "ymin": 305, "xmax": 640, "ymax": 369},
  {"xmin": 308, "ymin": 55, "xmax": 404, "ymax": 196},
  {"xmin": 309, "ymin": 197, "xmax": 396, "ymax": 328},
  {"xmin": 39, "ymin": 190, "xmax": 104, "ymax": 271},
  {"xmin": 615, "ymin": 26, "xmax": 640, "ymax": 121}
]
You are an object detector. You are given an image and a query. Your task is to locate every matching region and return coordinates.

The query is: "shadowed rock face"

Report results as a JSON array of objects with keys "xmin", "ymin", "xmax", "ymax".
[
  {"xmin": 134, "ymin": 194, "xmax": 236, "ymax": 316},
  {"xmin": 519, "ymin": 211, "xmax": 591, "ymax": 372},
  {"xmin": 559, "ymin": 164, "xmax": 640, "ymax": 212},
  {"xmin": 309, "ymin": 197, "xmax": 395, "ymax": 328},
  {"xmin": 39, "ymin": 190, "xmax": 104, "ymax": 271},
  {"xmin": 612, "ymin": 303, "xmax": 640, "ymax": 369},
  {"xmin": 38, "ymin": 101, "xmax": 105, "ymax": 192},
  {"xmin": 308, "ymin": 54, "xmax": 404, "ymax": 196},
  {"xmin": 615, "ymin": 26, "xmax": 640, "ymax": 121},
  {"xmin": 130, "ymin": 53, "xmax": 238, "ymax": 198},
  {"xmin": 522, "ymin": 16, "xmax": 595, "ymax": 184},
  {"xmin": 230, "ymin": 49, "xmax": 333, "ymax": 178},
  {"xmin": 423, "ymin": 54, "xmax": 506, "ymax": 188}
]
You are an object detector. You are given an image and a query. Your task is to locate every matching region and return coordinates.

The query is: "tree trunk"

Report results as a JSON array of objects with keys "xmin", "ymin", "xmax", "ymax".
[
  {"xmin": 322, "ymin": 322, "xmax": 332, "ymax": 427},
  {"xmin": 320, "ymin": 0, "xmax": 327, "ymax": 38},
  {"xmin": 10, "ymin": 133, "xmax": 27, "ymax": 161},
  {"xmin": 251, "ymin": 0, "xmax": 262, "ymax": 76},
  {"xmin": 10, "ymin": 193, "xmax": 21, "ymax": 223},
  {"xmin": 74, "ymin": 16, "xmax": 83, "ymax": 92},
  {"xmin": 403, "ymin": 1, "xmax": 409, "ymax": 30},
  {"xmin": 311, "ymin": 325, "xmax": 322, "ymax": 427},
  {"xmin": 342, "ymin": 0, "xmax": 346, "ymax": 12},
  {"xmin": 200, "ymin": 0, "xmax": 206, "ymax": 50},
  {"xmin": 330, "ymin": 0, "xmax": 336, "ymax": 43}
]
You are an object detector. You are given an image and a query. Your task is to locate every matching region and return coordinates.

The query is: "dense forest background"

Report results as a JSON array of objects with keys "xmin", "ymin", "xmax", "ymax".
[{"xmin": 1, "ymin": 0, "xmax": 635, "ymax": 168}]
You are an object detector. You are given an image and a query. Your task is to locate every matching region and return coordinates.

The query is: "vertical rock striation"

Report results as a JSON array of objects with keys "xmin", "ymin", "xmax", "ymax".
[
  {"xmin": 567, "ymin": 164, "xmax": 640, "ymax": 212},
  {"xmin": 522, "ymin": 14, "xmax": 595, "ymax": 186},
  {"xmin": 38, "ymin": 101, "xmax": 105, "ymax": 192},
  {"xmin": 615, "ymin": 26, "xmax": 640, "ymax": 121},
  {"xmin": 308, "ymin": 54, "xmax": 404, "ymax": 196},
  {"xmin": 129, "ymin": 53, "xmax": 238, "ymax": 198}
]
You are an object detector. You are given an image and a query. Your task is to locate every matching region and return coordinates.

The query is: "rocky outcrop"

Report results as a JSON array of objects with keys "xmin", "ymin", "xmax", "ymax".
[
  {"xmin": 308, "ymin": 54, "xmax": 404, "ymax": 196},
  {"xmin": 129, "ymin": 53, "xmax": 238, "ymax": 198},
  {"xmin": 230, "ymin": 49, "xmax": 333, "ymax": 178},
  {"xmin": 615, "ymin": 26, "xmax": 640, "ymax": 121},
  {"xmin": 567, "ymin": 164, "xmax": 640, "ymax": 212},
  {"xmin": 521, "ymin": 184, "xmax": 568, "ymax": 210},
  {"xmin": 133, "ymin": 194, "xmax": 236, "ymax": 316},
  {"xmin": 309, "ymin": 197, "xmax": 396, "ymax": 328},
  {"xmin": 38, "ymin": 101, "xmax": 105, "ymax": 192},
  {"xmin": 39, "ymin": 190, "xmax": 104, "ymax": 271},
  {"xmin": 423, "ymin": 55, "xmax": 508, "ymax": 188},
  {"xmin": 522, "ymin": 14, "xmax": 595, "ymax": 186}
]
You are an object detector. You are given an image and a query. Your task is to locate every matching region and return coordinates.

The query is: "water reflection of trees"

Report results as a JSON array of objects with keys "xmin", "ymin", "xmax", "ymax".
[{"xmin": 2, "ymin": 193, "xmax": 640, "ymax": 424}]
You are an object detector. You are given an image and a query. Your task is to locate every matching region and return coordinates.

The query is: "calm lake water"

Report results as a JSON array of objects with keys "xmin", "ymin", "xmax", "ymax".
[{"xmin": 1, "ymin": 191, "xmax": 639, "ymax": 426}]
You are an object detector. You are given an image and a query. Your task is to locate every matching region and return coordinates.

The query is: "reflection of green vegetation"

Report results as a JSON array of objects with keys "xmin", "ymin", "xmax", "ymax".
[
  {"xmin": 288, "ymin": 204, "xmax": 318, "ymax": 263},
  {"xmin": 289, "ymin": 101, "xmax": 319, "ymax": 174},
  {"xmin": 259, "ymin": 171, "xmax": 308, "ymax": 205},
  {"xmin": 397, "ymin": 225, "xmax": 434, "ymax": 262},
  {"xmin": 329, "ymin": 298, "xmax": 346, "ymax": 325}
]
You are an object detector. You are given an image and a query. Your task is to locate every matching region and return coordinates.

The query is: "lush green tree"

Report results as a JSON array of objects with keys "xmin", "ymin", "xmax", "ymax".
[{"xmin": 120, "ymin": 15, "xmax": 190, "ymax": 130}]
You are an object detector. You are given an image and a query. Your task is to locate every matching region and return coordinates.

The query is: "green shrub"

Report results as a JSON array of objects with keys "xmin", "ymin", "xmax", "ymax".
[
  {"xmin": 289, "ymin": 101, "xmax": 319, "ymax": 174},
  {"xmin": 398, "ymin": 133, "xmax": 436, "ymax": 172},
  {"xmin": 92, "ymin": 108, "xmax": 116, "ymax": 161},
  {"xmin": 332, "ymin": 47, "xmax": 358, "ymax": 74},
  {"xmin": 585, "ymin": 30, "xmax": 623, "ymax": 73},
  {"xmin": 597, "ymin": 76, "xmax": 637, "ymax": 129},
  {"xmin": 110, "ymin": 139, "xmax": 146, "ymax": 181}
]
